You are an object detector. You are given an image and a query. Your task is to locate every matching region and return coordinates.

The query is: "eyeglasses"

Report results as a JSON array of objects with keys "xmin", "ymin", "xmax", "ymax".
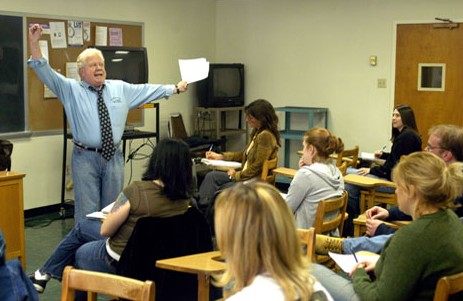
[{"xmin": 425, "ymin": 144, "xmax": 447, "ymax": 151}]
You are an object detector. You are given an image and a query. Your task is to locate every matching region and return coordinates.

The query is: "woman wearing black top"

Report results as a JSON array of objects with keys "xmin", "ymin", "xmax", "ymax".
[{"xmin": 344, "ymin": 105, "xmax": 422, "ymax": 236}]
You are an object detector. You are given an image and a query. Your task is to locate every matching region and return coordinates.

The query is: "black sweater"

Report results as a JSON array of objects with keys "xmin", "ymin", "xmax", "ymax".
[{"xmin": 370, "ymin": 127, "xmax": 422, "ymax": 180}]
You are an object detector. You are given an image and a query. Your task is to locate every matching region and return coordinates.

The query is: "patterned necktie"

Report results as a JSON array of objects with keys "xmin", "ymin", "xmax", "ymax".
[{"xmin": 90, "ymin": 85, "xmax": 115, "ymax": 161}]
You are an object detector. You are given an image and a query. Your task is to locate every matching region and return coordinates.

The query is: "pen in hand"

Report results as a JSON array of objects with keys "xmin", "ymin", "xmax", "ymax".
[
  {"xmin": 352, "ymin": 252, "xmax": 358, "ymax": 263},
  {"xmin": 208, "ymin": 144, "xmax": 214, "ymax": 152}
]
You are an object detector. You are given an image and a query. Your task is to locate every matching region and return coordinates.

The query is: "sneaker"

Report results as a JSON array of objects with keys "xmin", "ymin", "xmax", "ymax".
[{"xmin": 29, "ymin": 270, "xmax": 49, "ymax": 293}]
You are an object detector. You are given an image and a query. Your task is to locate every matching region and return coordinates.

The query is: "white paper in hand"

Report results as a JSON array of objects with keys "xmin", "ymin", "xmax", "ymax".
[{"xmin": 178, "ymin": 58, "xmax": 209, "ymax": 83}]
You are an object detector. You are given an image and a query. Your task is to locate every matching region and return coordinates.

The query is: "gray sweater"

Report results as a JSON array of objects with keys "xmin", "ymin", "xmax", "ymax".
[{"xmin": 285, "ymin": 163, "xmax": 344, "ymax": 232}]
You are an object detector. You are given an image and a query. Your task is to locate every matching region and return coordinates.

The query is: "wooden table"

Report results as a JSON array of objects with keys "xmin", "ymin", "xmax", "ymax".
[
  {"xmin": 156, "ymin": 251, "xmax": 225, "ymax": 301},
  {"xmin": 0, "ymin": 171, "xmax": 26, "ymax": 267},
  {"xmin": 353, "ymin": 212, "xmax": 411, "ymax": 237},
  {"xmin": 343, "ymin": 174, "xmax": 396, "ymax": 211},
  {"xmin": 273, "ymin": 167, "xmax": 297, "ymax": 179}
]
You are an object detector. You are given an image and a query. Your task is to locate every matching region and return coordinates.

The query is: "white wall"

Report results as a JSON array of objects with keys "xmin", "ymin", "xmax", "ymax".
[
  {"xmin": 215, "ymin": 0, "xmax": 463, "ymax": 167},
  {"xmin": 1, "ymin": 0, "xmax": 216, "ymax": 209},
  {"xmin": 4, "ymin": 0, "xmax": 463, "ymax": 209}
]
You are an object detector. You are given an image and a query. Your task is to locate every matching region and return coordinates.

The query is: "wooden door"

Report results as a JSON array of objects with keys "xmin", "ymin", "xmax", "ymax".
[{"xmin": 395, "ymin": 23, "xmax": 463, "ymax": 144}]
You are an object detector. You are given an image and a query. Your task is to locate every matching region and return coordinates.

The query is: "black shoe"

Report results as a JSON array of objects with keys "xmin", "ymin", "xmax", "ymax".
[{"xmin": 29, "ymin": 273, "xmax": 48, "ymax": 293}]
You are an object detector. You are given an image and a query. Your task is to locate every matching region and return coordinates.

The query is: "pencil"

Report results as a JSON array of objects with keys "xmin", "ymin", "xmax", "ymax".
[{"xmin": 352, "ymin": 252, "xmax": 358, "ymax": 263}]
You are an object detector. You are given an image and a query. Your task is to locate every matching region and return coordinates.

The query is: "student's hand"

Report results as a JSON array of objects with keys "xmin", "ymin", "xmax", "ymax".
[
  {"xmin": 357, "ymin": 167, "xmax": 370, "ymax": 176},
  {"xmin": 374, "ymin": 150, "xmax": 383, "ymax": 159},
  {"xmin": 365, "ymin": 206, "xmax": 389, "ymax": 220},
  {"xmin": 205, "ymin": 151, "xmax": 223, "ymax": 160},
  {"xmin": 366, "ymin": 218, "xmax": 384, "ymax": 236},
  {"xmin": 349, "ymin": 260, "xmax": 376, "ymax": 276},
  {"xmin": 298, "ymin": 157, "xmax": 306, "ymax": 168},
  {"xmin": 176, "ymin": 81, "xmax": 188, "ymax": 93},
  {"xmin": 227, "ymin": 169, "xmax": 236, "ymax": 178}
]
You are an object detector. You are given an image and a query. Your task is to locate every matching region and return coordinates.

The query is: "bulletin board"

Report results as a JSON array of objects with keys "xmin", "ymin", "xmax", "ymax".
[{"xmin": 26, "ymin": 16, "xmax": 143, "ymax": 131}]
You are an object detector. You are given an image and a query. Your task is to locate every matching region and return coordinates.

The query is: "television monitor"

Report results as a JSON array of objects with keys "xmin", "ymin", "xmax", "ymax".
[
  {"xmin": 93, "ymin": 46, "xmax": 148, "ymax": 84},
  {"xmin": 196, "ymin": 63, "xmax": 244, "ymax": 108}
]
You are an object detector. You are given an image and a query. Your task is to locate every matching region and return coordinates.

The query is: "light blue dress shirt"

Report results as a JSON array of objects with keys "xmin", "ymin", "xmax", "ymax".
[{"xmin": 28, "ymin": 57, "xmax": 175, "ymax": 147}]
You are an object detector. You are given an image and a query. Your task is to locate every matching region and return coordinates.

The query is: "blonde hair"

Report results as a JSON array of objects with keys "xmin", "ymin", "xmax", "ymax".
[
  {"xmin": 214, "ymin": 182, "xmax": 315, "ymax": 300},
  {"xmin": 304, "ymin": 128, "xmax": 344, "ymax": 162},
  {"xmin": 392, "ymin": 152, "xmax": 463, "ymax": 217},
  {"xmin": 76, "ymin": 48, "xmax": 104, "ymax": 69}
]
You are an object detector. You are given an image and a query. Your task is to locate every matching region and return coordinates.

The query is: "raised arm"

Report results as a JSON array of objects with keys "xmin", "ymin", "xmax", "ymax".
[{"xmin": 28, "ymin": 24, "xmax": 43, "ymax": 60}]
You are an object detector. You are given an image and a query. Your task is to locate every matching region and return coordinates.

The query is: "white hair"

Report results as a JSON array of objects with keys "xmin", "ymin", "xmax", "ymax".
[{"xmin": 76, "ymin": 48, "xmax": 104, "ymax": 69}]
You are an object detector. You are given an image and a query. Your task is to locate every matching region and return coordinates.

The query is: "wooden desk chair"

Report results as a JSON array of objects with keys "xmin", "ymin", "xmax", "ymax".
[
  {"xmin": 338, "ymin": 161, "xmax": 348, "ymax": 176},
  {"xmin": 313, "ymin": 191, "xmax": 348, "ymax": 266},
  {"xmin": 336, "ymin": 145, "xmax": 359, "ymax": 169},
  {"xmin": 359, "ymin": 180, "xmax": 397, "ymax": 213},
  {"xmin": 433, "ymin": 271, "xmax": 463, "ymax": 301},
  {"xmin": 260, "ymin": 157, "xmax": 278, "ymax": 184},
  {"xmin": 352, "ymin": 212, "xmax": 410, "ymax": 237},
  {"xmin": 61, "ymin": 266, "xmax": 155, "ymax": 301},
  {"xmin": 297, "ymin": 227, "xmax": 315, "ymax": 262}
]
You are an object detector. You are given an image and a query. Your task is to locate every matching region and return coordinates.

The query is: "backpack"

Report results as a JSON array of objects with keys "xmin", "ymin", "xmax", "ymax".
[{"xmin": 0, "ymin": 140, "xmax": 13, "ymax": 171}]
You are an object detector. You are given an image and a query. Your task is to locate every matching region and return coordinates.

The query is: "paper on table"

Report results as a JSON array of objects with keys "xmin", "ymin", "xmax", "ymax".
[
  {"xmin": 328, "ymin": 251, "xmax": 380, "ymax": 273},
  {"xmin": 201, "ymin": 158, "xmax": 241, "ymax": 169},
  {"xmin": 178, "ymin": 58, "xmax": 209, "ymax": 83},
  {"xmin": 361, "ymin": 152, "xmax": 376, "ymax": 161}
]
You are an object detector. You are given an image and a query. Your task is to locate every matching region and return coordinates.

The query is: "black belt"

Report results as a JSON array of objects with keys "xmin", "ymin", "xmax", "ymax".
[{"xmin": 73, "ymin": 141, "xmax": 103, "ymax": 153}]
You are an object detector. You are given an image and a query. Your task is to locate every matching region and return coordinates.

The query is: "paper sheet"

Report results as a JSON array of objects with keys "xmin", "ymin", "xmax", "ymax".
[
  {"xmin": 178, "ymin": 58, "xmax": 209, "ymax": 83},
  {"xmin": 85, "ymin": 202, "xmax": 114, "ymax": 220},
  {"xmin": 329, "ymin": 251, "xmax": 380, "ymax": 273},
  {"xmin": 361, "ymin": 152, "xmax": 376, "ymax": 161},
  {"xmin": 201, "ymin": 158, "xmax": 241, "ymax": 169}
]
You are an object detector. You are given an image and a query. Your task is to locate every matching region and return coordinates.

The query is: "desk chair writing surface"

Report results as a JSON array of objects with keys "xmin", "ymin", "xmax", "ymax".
[
  {"xmin": 61, "ymin": 266, "xmax": 155, "ymax": 301},
  {"xmin": 116, "ymin": 207, "xmax": 213, "ymax": 301}
]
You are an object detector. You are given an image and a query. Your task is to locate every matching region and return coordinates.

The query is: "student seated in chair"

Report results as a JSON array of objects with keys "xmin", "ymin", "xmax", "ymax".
[
  {"xmin": 198, "ymin": 99, "xmax": 280, "ymax": 206},
  {"xmin": 0, "ymin": 230, "xmax": 38, "ymax": 301},
  {"xmin": 29, "ymin": 138, "xmax": 194, "ymax": 297},
  {"xmin": 343, "ymin": 105, "xmax": 422, "ymax": 236},
  {"xmin": 284, "ymin": 128, "xmax": 345, "ymax": 231},
  {"xmin": 311, "ymin": 152, "xmax": 463, "ymax": 301},
  {"xmin": 317, "ymin": 124, "xmax": 463, "ymax": 255},
  {"xmin": 214, "ymin": 181, "xmax": 333, "ymax": 301}
]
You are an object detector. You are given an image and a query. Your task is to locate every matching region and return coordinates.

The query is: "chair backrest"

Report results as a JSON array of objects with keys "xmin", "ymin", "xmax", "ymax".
[
  {"xmin": 338, "ymin": 161, "xmax": 348, "ymax": 176},
  {"xmin": 168, "ymin": 113, "xmax": 188, "ymax": 140},
  {"xmin": 336, "ymin": 146, "xmax": 359, "ymax": 169},
  {"xmin": 61, "ymin": 266, "xmax": 155, "ymax": 301},
  {"xmin": 434, "ymin": 271, "xmax": 463, "ymax": 301},
  {"xmin": 260, "ymin": 157, "xmax": 278, "ymax": 184},
  {"xmin": 313, "ymin": 191, "xmax": 348, "ymax": 236},
  {"xmin": 297, "ymin": 227, "xmax": 315, "ymax": 262},
  {"xmin": 117, "ymin": 207, "xmax": 213, "ymax": 301}
]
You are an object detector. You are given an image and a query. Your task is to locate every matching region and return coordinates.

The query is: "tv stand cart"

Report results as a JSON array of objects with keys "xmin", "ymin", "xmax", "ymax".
[{"xmin": 195, "ymin": 106, "xmax": 248, "ymax": 150}]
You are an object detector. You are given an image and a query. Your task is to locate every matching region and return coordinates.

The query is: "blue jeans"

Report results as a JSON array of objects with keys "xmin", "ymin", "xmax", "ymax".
[
  {"xmin": 344, "ymin": 167, "xmax": 395, "ymax": 236},
  {"xmin": 343, "ymin": 234, "xmax": 393, "ymax": 254},
  {"xmin": 40, "ymin": 219, "xmax": 106, "ymax": 280},
  {"xmin": 72, "ymin": 147, "xmax": 124, "ymax": 223},
  {"xmin": 310, "ymin": 263, "xmax": 360, "ymax": 301}
]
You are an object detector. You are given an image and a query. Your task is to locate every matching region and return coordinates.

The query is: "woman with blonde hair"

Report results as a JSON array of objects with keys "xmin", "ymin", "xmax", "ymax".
[
  {"xmin": 214, "ymin": 182, "xmax": 333, "ymax": 301},
  {"xmin": 285, "ymin": 128, "xmax": 345, "ymax": 231},
  {"xmin": 312, "ymin": 151, "xmax": 463, "ymax": 301}
]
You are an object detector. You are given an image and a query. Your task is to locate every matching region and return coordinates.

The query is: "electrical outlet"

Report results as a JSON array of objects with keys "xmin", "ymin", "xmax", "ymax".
[{"xmin": 377, "ymin": 78, "xmax": 387, "ymax": 88}]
